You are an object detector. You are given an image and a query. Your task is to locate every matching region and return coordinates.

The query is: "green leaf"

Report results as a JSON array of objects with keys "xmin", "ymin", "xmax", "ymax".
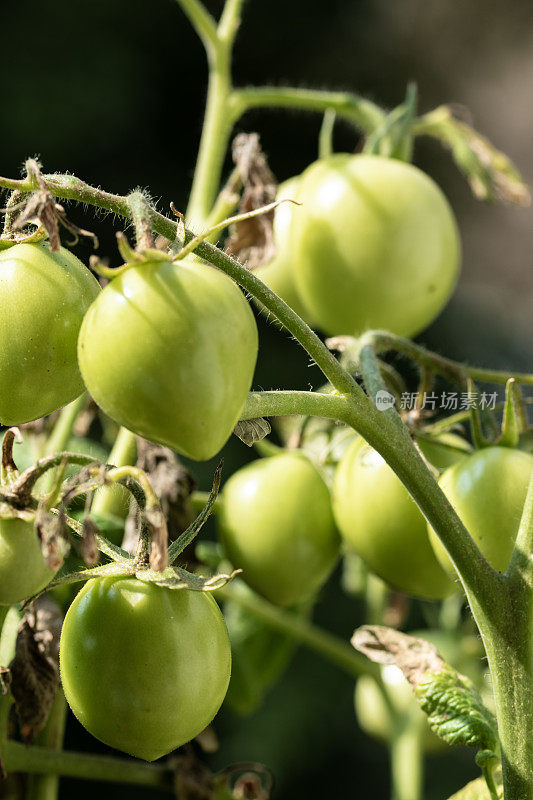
[
  {"xmin": 352, "ymin": 626, "xmax": 499, "ymax": 756},
  {"xmin": 415, "ymin": 665, "xmax": 498, "ymax": 752}
]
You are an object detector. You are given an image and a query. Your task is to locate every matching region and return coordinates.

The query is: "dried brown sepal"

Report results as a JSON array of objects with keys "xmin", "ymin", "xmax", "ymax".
[
  {"xmin": 221, "ymin": 764, "xmax": 273, "ymax": 800},
  {"xmin": 225, "ymin": 133, "xmax": 277, "ymax": 268},
  {"xmin": 9, "ymin": 597, "xmax": 63, "ymax": 741},
  {"xmin": 195, "ymin": 725, "xmax": 219, "ymax": 754},
  {"xmin": 35, "ymin": 503, "xmax": 68, "ymax": 572},
  {"xmin": 135, "ymin": 439, "xmax": 196, "ymax": 539},
  {"xmin": 1, "ymin": 428, "xmax": 22, "ymax": 480},
  {"xmin": 146, "ymin": 506, "xmax": 169, "ymax": 572},
  {"xmin": 0, "ymin": 666, "xmax": 11, "ymax": 694},
  {"xmin": 81, "ymin": 516, "xmax": 100, "ymax": 567},
  {"xmin": 233, "ymin": 773, "xmax": 270, "ymax": 800},
  {"xmin": 19, "ymin": 413, "xmax": 58, "ymax": 436},
  {"xmin": 384, "ymin": 592, "xmax": 411, "ymax": 630},
  {"xmin": 11, "ymin": 159, "xmax": 98, "ymax": 251},
  {"xmin": 352, "ymin": 625, "xmax": 445, "ymax": 689},
  {"xmin": 72, "ymin": 398, "xmax": 98, "ymax": 438},
  {"xmin": 173, "ymin": 749, "xmax": 214, "ymax": 800}
]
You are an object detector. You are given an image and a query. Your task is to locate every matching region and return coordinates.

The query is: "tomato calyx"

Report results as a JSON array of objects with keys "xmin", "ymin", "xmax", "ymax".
[
  {"xmin": 1, "ymin": 159, "xmax": 97, "ymax": 253},
  {"xmin": 23, "ymin": 459, "xmax": 239, "ymax": 606}
]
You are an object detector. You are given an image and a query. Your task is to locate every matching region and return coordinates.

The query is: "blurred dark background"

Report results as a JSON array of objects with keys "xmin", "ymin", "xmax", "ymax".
[{"xmin": 2, "ymin": 0, "xmax": 532, "ymax": 797}]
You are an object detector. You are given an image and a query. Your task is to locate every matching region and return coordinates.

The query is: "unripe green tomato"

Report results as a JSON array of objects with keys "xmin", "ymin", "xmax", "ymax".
[
  {"xmin": 290, "ymin": 154, "xmax": 460, "ymax": 337},
  {"xmin": 78, "ymin": 257, "xmax": 258, "ymax": 461},
  {"xmin": 429, "ymin": 446, "xmax": 533, "ymax": 576},
  {"xmin": 354, "ymin": 629, "xmax": 478, "ymax": 752},
  {"xmin": 332, "ymin": 437, "xmax": 463, "ymax": 599},
  {"xmin": 254, "ymin": 178, "xmax": 316, "ymax": 324},
  {"xmin": 0, "ymin": 242, "xmax": 100, "ymax": 425},
  {"xmin": 0, "ymin": 518, "xmax": 55, "ymax": 605},
  {"xmin": 60, "ymin": 576, "xmax": 231, "ymax": 761},
  {"xmin": 417, "ymin": 432, "xmax": 472, "ymax": 472},
  {"xmin": 219, "ymin": 452, "xmax": 340, "ymax": 607}
]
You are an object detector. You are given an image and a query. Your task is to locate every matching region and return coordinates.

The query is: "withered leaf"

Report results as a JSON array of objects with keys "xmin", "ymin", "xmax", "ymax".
[
  {"xmin": 9, "ymin": 597, "xmax": 63, "ymax": 741},
  {"xmin": 351, "ymin": 625, "xmax": 445, "ymax": 688},
  {"xmin": 225, "ymin": 133, "xmax": 277, "ymax": 268},
  {"xmin": 233, "ymin": 418, "xmax": 272, "ymax": 447},
  {"xmin": 35, "ymin": 503, "xmax": 69, "ymax": 572},
  {"xmin": 81, "ymin": 516, "xmax": 100, "ymax": 567},
  {"xmin": 135, "ymin": 439, "xmax": 196, "ymax": 538},
  {"xmin": 173, "ymin": 750, "xmax": 214, "ymax": 800}
]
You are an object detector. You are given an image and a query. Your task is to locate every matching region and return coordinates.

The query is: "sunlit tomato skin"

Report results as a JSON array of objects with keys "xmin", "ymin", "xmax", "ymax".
[
  {"xmin": 332, "ymin": 438, "xmax": 456, "ymax": 600},
  {"xmin": 429, "ymin": 446, "xmax": 533, "ymax": 576},
  {"xmin": 60, "ymin": 577, "xmax": 231, "ymax": 761},
  {"xmin": 78, "ymin": 257, "xmax": 258, "ymax": 461},
  {"xmin": 219, "ymin": 452, "xmax": 340, "ymax": 607},
  {"xmin": 0, "ymin": 242, "xmax": 100, "ymax": 425},
  {"xmin": 254, "ymin": 178, "xmax": 316, "ymax": 324},
  {"xmin": 290, "ymin": 154, "xmax": 460, "ymax": 337},
  {"xmin": 0, "ymin": 518, "xmax": 55, "ymax": 605}
]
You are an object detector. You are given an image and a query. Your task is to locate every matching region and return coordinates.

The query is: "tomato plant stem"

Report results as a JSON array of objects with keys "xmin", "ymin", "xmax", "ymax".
[
  {"xmin": 230, "ymin": 87, "xmax": 386, "ymax": 133},
  {"xmin": 357, "ymin": 330, "xmax": 533, "ymax": 386},
  {"xmin": 177, "ymin": 0, "xmax": 243, "ymax": 227},
  {"xmin": 389, "ymin": 718, "xmax": 424, "ymax": 800},
  {"xmin": 1, "ymin": 741, "xmax": 174, "ymax": 791},
  {"xmin": 25, "ymin": 691, "xmax": 68, "ymax": 800}
]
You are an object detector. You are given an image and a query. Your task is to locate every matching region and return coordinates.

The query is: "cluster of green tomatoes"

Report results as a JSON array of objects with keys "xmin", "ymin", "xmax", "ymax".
[{"xmin": 0, "ymin": 151, "xmax": 531, "ymax": 763}]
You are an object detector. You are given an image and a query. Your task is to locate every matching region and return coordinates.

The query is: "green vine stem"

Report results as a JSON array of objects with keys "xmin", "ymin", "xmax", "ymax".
[
  {"xmin": 177, "ymin": 0, "xmax": 244, "ymax": 227},
  {"xmin": 389, "ymin": 718, "xmax": 425, "ymax": 800},
  {"xmin": 229, "ymin": 86, "xmax": 387, "ymax": 133},
  {"xmin": 354, "ymin": 330, "xmax": 533, "ymax": 386},
  {"xmin": 26, "ymin": 691, "xmax": 68, "ymax": 800},
  {"xmin": 1, "ymin": 742, "xmax": 174, "ymax": 791}
]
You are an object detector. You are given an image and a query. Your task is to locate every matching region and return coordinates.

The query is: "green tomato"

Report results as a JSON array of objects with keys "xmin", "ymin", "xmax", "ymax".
[
  {"xmin": 78, "ymin": 257, "xmax": 258, "ymax": 461},
  {"xmin": 219, "ymin": 452, "xmax": 340, "ymax": 607},
  {"xmin": 429, "ymin": 446, "xmax": 533, "ymax": 576},
  {"xmin": 290, "ymin": 154, "xmax": 460, "ymax": 337},
  {"xmin": 254, "ymin": 178, "xmax": 315, "ymax": 324},
  {"xmin": 0, "ymin": 242, "xmax": 100, "ymax": 425},
  {"xmin": 332, "ymin": 437, "xmax": 459, "ymax": 599},
  {"xmin": 417, "ymin": 432, "xmax": 472, "ymax": 472},
  {"xmin": 0, "ymin": 518, "xmax": 55, "ymax": 605},
  {"xmin": 354, "ymin": 629, "xmax": 481, "ymax": 752},
  {"xmin": 60, "ymin": 576, "xmax": 231, "ymax": 761}
]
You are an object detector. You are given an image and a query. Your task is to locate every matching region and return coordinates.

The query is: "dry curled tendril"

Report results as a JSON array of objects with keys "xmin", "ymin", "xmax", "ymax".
[{"xmin": 0, "ymin": 429, "xmax": 238, "ymax": 605}]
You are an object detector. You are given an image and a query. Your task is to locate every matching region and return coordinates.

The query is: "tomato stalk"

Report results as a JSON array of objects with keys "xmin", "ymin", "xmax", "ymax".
[
  {"xmin": 1, "ymin": 741, "xmax": 174, "ymax": 791},
  {"xmin": 354, "ymin": 330, "xmax": 533, "ymax": 387},
  {"xmin": 389, "ymin": 715, "xmax": 425, "ymax": 800},
  {"xmin": 176, "ymin": 0, "xmax": 244, "ymax": 228},
  {"xmin": 25, "ymin": 691, "xmax": 68, "ymax": 800}
]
